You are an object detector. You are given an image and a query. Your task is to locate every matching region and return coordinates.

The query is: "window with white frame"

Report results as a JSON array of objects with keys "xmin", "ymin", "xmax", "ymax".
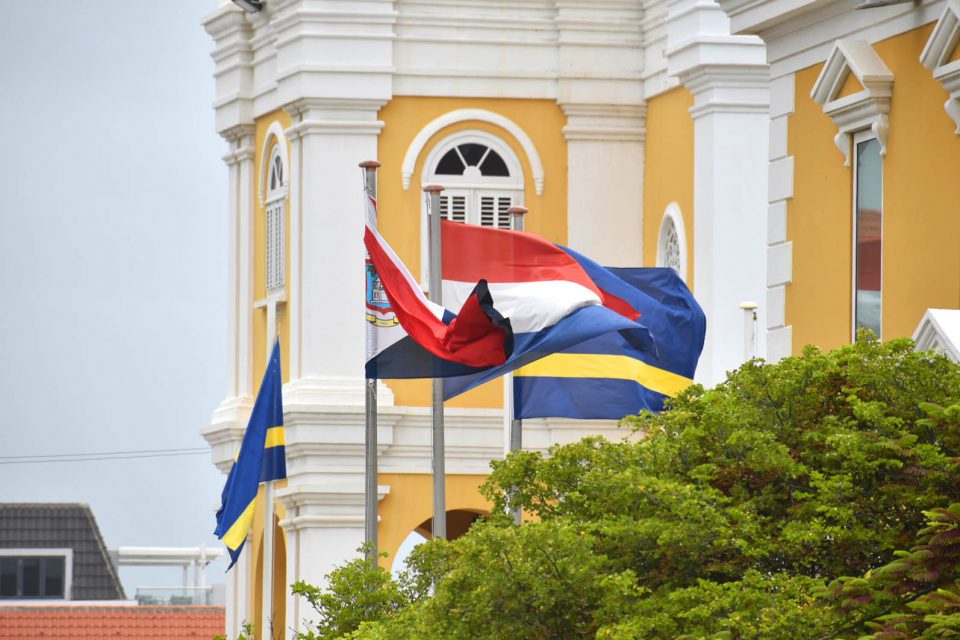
[
  {"xmin": 422, "ymin": 132, "xmax": 524, "ymax": 283},
  {"xmin": 656, "ymin": 203, "xmax": 688, "ymax": 282},
  {"xmin": 0, "ymin": 550, "xmax": 71, "ymax": 600},
  {"xmin": 265, "ymin": 143, "xmax": 286, "ymax": 294},
  {"xmin": 853, "ymin": 131, "xmax": 882, "ymax": 340}
]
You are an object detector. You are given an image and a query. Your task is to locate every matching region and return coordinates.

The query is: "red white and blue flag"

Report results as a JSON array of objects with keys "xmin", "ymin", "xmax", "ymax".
[{"xmin": 364, "ymin": 196, "xmax": 653, "ymax": 380}]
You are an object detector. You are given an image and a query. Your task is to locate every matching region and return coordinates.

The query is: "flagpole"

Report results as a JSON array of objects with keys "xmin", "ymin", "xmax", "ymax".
[
  {"xmin": 423, "ymin": 183, "xmax": 447, "ymax": 541},
  {"xmin": 361, "ymin": 160, "xmax": 381, "ymax": 562},
  {"xmin": 261, "ymin": 335, "xmax": 277, "ymax": 639},
  {"xmin": 506, "ymin": 205, "xmax": 527, "ymax": 525}
]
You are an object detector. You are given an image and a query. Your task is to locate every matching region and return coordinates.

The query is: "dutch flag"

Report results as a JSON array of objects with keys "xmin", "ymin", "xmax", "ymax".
[{"xmin": 363, "ymin": 195, "xmax": 653, "ymax": 381}]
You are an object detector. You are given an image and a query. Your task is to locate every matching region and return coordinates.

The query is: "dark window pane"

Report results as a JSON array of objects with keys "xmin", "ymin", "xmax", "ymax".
[
  {"xmin": 43, "ymin": 557, "xmax": 64, "ymax": 597},
  {"xmin": 479, "ymin": 150, "xmax": 509, "ymax": 176},
  {"xmin": 855, "ymin": 137, "xmax": 882, "ymax": 339},
  {"xmin": 21, "ymin": 559, "xmax": 40, "ymax": 597},
  {"xmin": 458, "ymin": 143, "xmax": 487, "ymax": 166},
  {"xmin": 0, "ymin": 558, "xmax": 16, "ymax": 597},
  {"xmin": 435, "ymin": 149, "xmax": 464, "ymax": 175}
]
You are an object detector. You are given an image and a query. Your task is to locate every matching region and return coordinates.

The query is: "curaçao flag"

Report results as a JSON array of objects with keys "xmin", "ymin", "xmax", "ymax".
[
  {"xmin": 214, "ymin": 339, "xmax": 286, "ymax": 569},
  {"xmin": 510, "ymin": 266, "xmax": 705, "ymax": 420},
  {"xmin": 364, "ymin": 196, "xmax": 653, "ymax": 380}
]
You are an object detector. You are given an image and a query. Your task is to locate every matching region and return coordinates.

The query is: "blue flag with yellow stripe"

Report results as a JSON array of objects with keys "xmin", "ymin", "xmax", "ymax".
[
  {"xmin": 214, "ymin": 339, "xmax": 286, "ymax": 569},
  {"xmin": 513, "ymin": 265, "xmax": 705, "ymax": 419}
]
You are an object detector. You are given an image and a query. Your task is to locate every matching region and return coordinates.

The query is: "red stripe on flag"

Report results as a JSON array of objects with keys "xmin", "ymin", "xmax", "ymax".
[
  {"xmin": 441, "ymin": 221, "xmax": 602, "ymax": 297},
  {"xmin": 364, "ymin": 226, "xmax": 508, "ymax": 368}
]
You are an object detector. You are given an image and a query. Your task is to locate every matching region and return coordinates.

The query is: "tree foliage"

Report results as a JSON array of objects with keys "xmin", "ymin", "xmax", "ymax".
[{"xmin": 291, "ymin": 336, "xmax": 960, "ymax": 639}]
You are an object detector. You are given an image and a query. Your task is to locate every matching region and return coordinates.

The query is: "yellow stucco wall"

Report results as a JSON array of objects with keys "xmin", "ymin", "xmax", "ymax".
[
  {"xmin": 252, "ymin": 109, "xmax": 293, "ymax": 383},
  {"xmin": 787, "ymin": 23, "xmax": 960, "ymax": 352},
  {"xmin": 642, "ymin": 87, "xmax": 696, "ymax": 289},
  {"xmin": 376, "ymin": 97, "xmax": 569, "ymax": 408},
  {"xmin": 377, "ymin": 473, "xmax": 492, "ymax": 571}
]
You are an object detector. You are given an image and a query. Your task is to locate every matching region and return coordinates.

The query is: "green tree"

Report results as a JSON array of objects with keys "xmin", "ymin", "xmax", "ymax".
[{"xmin": 292, "ymin": 336, "xmax": 960, "ymax": 639}]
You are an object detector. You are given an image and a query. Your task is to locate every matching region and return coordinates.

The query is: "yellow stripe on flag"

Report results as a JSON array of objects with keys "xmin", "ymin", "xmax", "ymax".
[
  {"xmin": 265, "ymin": 426, "xmax": 285, "ymax": 448},
  {"xmin": 515, "ymin": 353, "xmax": 692, "ymax": 398},
  {"xmin": 222, "ymin": 498, "xmax": 256, "ymax": 551}
]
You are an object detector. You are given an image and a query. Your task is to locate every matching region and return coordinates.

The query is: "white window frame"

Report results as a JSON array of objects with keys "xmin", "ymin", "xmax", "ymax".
[
  {"xmin": 0, "ymin": 548, "xmax": 73, "ymax": 602},
  {"xmin": 420, "ymin": 131, "xmax": 525, "ymax": 285},
  {"xmin": 656, "ymin": 203, "xmax": 688, "ymax": 283},
  {"xmin": 265, "ymin": 141, "xmax": 287, "ymax": 295},
  {"xmin": 851, "ymin": 128, "xmax": 883, "ymax": 342}
]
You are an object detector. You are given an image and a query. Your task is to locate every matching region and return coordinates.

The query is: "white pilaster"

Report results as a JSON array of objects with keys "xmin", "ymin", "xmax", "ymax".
[
  {"xmin": 561, "ymin": 105, "xmax": 647, "ymax": 266},
  {"xmin": 766, "ymin": 72, "xmax": 795, "ymax": 361},
  {"xmin": 282, "ymin": 99, "xmax": 386, "ymax": 406},
  {"xmin": 556, "ymin": 1, "xmax": 647, "ymax": 267},
  {"xmin": 203, "ymin": 126, "xmax": 257, "ymax": 469},
  {"xmin": 667, "ymin": 0, "xmax": 770, "ymax": 384}
]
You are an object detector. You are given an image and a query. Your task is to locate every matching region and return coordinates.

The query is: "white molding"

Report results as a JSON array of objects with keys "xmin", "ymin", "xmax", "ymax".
[
  {"xmin": 768, "ymin": 200, "xmax": 788, "ymax": 244},
  {"xmin": 811, "ymin": 39, "xmax": 894, "ymax": 166},
  {"xmin": 767, "ymin": 240, "xmax": 793, "ymax": 287},
  {"xmin": 920, "ymin": 0, "xmax": 960, "ymax": 133},
  {"xmin": 769, "ymin": 156, "xmax": 795, "ymax": 202},
  {"xmin": 560, "ymin": 103, "xmax": 647, "ymax": 142},
  {"xmin": 421, "ymin": 130, "xmax": 525, "ymax": 189},
  {"xmin": 258, "ymin": 122, "xmax": 289, "ymax": 207},
  {"xmin": 400, "ymin": 109, "xmax": 545, "ymax": 196},
  {"xmin": 656, "ymin": 203, "xmax": 689, "ymax": 283},
  {"xmin": 769, "ymin": 115, "xmax": 789, "ymax": 160},
  {"xmin": 0, "ymin": 548, "xmax": 73, "ymax": 601},
  {"xmin": 766, "ymin": 69, "xmax": 796, "ymax": 361},
  {"xmin": 766, "ymin": 285, "xmax": 786, "ymax": 328},
  {"xmin": 913, "ymin": 308, "xmax": 960, "ymax": 362},
  {"xmin": 737, "ymin": 1, "xmax": 946, "ymax": 80},
  {"xmin": 767, "ymin": 324, "xmax": 793, "ymax": 360}
]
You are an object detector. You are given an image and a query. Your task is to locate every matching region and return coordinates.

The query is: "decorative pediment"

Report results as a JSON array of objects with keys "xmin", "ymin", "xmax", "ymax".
[
  {"xmin": 811, "ymin": 39, "xmax": 893, "ymax": 166},
  {"xmin": 913, "ymin": 309, "xmax": 960, "ymax": 363},
  {"xmin": 920, "ymin": 0, "xmax": 960, "ymax": 134}
]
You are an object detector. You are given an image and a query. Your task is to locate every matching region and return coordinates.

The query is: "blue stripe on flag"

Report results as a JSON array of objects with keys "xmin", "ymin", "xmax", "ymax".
[
  {"xmin": 261, "ymin": 445, "xmax": 287, "ymax": 483},
  {"xmin": 514, "ymin": 376, "xmax": 667, "ymax": 420},
  {"xmin": 214, "ymin": 339, "xmax": 286, "ymax": 569}
]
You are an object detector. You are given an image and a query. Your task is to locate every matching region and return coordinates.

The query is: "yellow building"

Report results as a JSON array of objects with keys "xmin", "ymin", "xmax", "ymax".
[
  {"xmin": 202, "ymin": 0, "xmax": 958, "ymax": 638},
  {"xmin": 715, "ymin": 0, "xmax": 960, "ymax": 354}
]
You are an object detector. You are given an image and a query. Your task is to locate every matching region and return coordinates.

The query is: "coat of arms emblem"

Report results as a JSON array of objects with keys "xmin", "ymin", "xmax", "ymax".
[{"xmin": 365, "ymin": 256, "xmax": 399, "ymax": 327}]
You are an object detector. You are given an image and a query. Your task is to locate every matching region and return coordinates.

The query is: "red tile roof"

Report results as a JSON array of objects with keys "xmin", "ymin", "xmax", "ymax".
[{"xmin": 0, "ymin": 606, "xmax": 225, "ymax": 639}]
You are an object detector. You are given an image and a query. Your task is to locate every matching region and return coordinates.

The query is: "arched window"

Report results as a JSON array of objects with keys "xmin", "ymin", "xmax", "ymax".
[
  {"xmin": 657, "ymin": 203, "xmax": 688, "ymax": 282},
  {"xmin": 421, "ymin": 131, "xmax": 524, "ymax": 282},
  {"xmin": 265, "ymin": 142, "xmax": 286, "ymax": 294}
]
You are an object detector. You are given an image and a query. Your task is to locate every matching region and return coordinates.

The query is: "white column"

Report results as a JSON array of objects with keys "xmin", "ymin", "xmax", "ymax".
[
  {"xmin": 204, "ymin": 126, "xmax": 256, "ymax": 466},
  {"xmin": 555, "ymin": 1, "xmax": 646, "ymax": 267},
  {"xmin": 203, "ymin": 5, "xmax": 257, "ymax": 632},
  {"xmin": 282, "ymin": 99, "xmax": 387, "ymax": 406},
  {"xmin": 667, "ymin": 0, "xmax": 770, "ymax": 385},
  {"xmin": 561, "ymin": 105, "xmax": 646, "ymax": 266},
  {"xmin": 209, "ymin": 125, "xmax": 257, "ymax": 640},
  {"xmin": 225, "ymin": 534, "xmax": 252, "ymax": 639}
]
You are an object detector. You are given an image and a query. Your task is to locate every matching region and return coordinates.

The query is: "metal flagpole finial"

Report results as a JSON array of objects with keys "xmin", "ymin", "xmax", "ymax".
[
  {"xmin": 359, "ymin": 160, "xmax": 381, "ymax": 169},
  {"xmin": 508, "ymin": 206, "xmax": 527, "ymax": 233},
  {"xmin": 422, "ymin": 184, "xmax": 445, "ymax": 194}
]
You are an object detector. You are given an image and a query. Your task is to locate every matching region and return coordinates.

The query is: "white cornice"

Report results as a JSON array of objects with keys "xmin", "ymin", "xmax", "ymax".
[
  {"xmin": 561, "ymin": 103, "xmax": 647, "ymax": 141},
  {"xmin": 714, "ymin": 0, "xmax": 832, "ymax": 36},
  {"xmin": 811, "ymin": 38, "xmax": 893, "ymax": 165},
  {"xmin": 913, "ymin": 308, "xmax": 960, "ymax": 362},
  {"xmin": 400, "ymin": 109, "xmax": 546, "ymax": 196},
  {"xmin": 920, "ymin": 0, "xmax": 960, "ymax": 133},
  {"xmin": 719, "ymin": 0, "xmax": 944, "ymax": 78}
]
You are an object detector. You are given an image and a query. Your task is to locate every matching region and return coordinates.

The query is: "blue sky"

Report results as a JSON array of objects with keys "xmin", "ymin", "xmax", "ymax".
[{"xmin": 0, "ymin": 1, "xmax": 229, "ymax": 592}]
